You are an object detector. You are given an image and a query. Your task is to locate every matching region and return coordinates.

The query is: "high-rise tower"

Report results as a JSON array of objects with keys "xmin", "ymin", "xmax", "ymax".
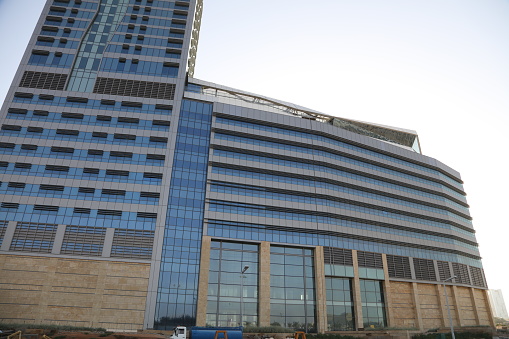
[{"xmin": 0, "ymin": 0, "xmax": 494, "ymax": 332}]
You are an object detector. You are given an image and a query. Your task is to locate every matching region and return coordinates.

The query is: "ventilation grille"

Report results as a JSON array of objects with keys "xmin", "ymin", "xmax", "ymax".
[
  {"xmin": 10, "ymin": 222, "xmax": 58, "ymax": 253},
  {"xmin": 93, "ymin": 77, "xmax": 175, "ymax": 100},
  {"xmin": 357, "ymin": 251, "xmax": 383, "ymax": 269},
  {"xmin": 19, "ymin": 71, "xmax": 67, "ymax": 90},
  {"xmin": 0, "ymin": 220, "xmax": 8, "ymax": 248},
  {"xmin": 469, "ymin": 266, "xmax": 486, "ymax": 288},
  {"xmin": 111, "ymin": 229, "xmax": 154, "ymax": 260},
  {"xmin": 323, "ymin": 247, "xmax": 353, "ymax": 266},
  {"xmin": 437, "ymin": 261, "xmax": 451, "ymax": 281},
  {"xmin": 452, "ymin": 262, "xmax": 471, "ymax": 285},
  {"xmin": 61, "ymin": 226, "xmax": 106, "ymax": 256},
  {"xmin": 386, "ymin": 254, "xmax": 412, "ymax": 279},
  {"xmin": 413, "ymin": 258, "xmax": 437, "ymax": 281}
]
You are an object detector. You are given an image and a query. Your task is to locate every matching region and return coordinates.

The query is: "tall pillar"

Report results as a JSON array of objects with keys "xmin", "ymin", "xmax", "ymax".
[
  {"xmin": 196, "ymin": 236, "xmax": 211, "ymax": 326},
  {"xmin": 258, "ymin": 241, "xmax": 271, "ymax": 327},
  {"xmin": 469, "ymin": 287, "xmax": 481, "ymax": 325},
  {"xmin": 436, "ymin": 284, "xmax": 448, "ymax": 327},
  {"xmin": 381, "ymin": 254, "xmax": 394, "ymax": 327},
  {"xmin": 411, "ymin": 282, "xmax": 424, "ymax": 331},
  {"xmin": 483, "ymin": 289, "xmax": 496, "ymax": 327},
  {"xmin": 314, "ymin": 246, "xmax": 327, "ymax": 333},
  {"xmin": 352, "ymin": 250, "xmax": 363, "ymax": 330},
  {"xmin": 451, "ymin": 286, "xmax": 464, "ymax": 327}
]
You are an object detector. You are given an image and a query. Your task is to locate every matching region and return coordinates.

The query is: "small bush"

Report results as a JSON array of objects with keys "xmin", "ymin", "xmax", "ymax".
[
  {"xmin": 54, "ymin": 336, "xmax": 67, "ymax": 339},
  {"xmin": 99, "ymin": 332, "xmax": 114, "ymax": 337}
]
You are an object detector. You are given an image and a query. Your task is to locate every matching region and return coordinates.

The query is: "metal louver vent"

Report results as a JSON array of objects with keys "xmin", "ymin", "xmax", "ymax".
[
  {"xmin": 469, "ymin": 266, "xmax": 486, "ymax": 288},
  {"xmin": 437, "ymin": 261, "xmax": 452, "ymax": 281},
  {"xmin": 111, "ymin": 229, "xmax": 154, "ymax": 260},
  {"xmin": 413, "ymin": 258, "xmax": 437, "ymax": 281},
  {"xmin": 323, "ymin": 247, "xmax": 353, "ymax": 266},
  {"xmin": 386, "ymin": 254, "xmax": 412, "ymax": 279},
  {"xmin": 357, "ymin": 251, "xmax": 383, "ymax": 269},
  {"xmin": 61, "ymin": 225, "xmax": 106, "ymax": 256},
  {"xmin": 20, "ymin": 71, "xmax": 67, "ymax": 90},
  {"xmin": 452, "ymin": 262, "xmax": 471, "ymax": 285},
  {"xmin": 93, "ymin": 77, "xmax": 175, "ymax": 100},
  {"xmin": 10, "ymin": 222, "xmax": 58, "ymax": 253}
]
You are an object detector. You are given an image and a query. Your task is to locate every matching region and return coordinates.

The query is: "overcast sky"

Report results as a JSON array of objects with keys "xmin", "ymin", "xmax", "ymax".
[{"xmin": 0, "ymin": 0, "xmax": 507, "ymax": 306}]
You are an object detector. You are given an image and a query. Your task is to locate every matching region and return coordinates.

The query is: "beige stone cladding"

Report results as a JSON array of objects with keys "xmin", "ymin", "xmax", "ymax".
[
  {"xmin": 417, "ymin": 283, "xmax": 443, "ymax": 329},
  {"xmin": 473, "ymin": 289, "xmax": 494, "ymax": 326},
  {"xmin": 456, "ymin": 286, "xmax": 477, "ymax": 326},
  {"xmin": 388, "ymin": 281, "xmax": 418, "ymax": 328},
  {"xmin": 0, "ymin": 254, "xmax": 150, "ymax": 330},
  {"xmin": 388, "ymin": 281, "xmax": 493, "ymax": 330}
]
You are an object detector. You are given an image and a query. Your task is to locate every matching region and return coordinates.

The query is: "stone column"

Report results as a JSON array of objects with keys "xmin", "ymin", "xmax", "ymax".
[
  {"xmin": 314, "ymin": 246, "xmax": 327, "ymax": 333},
  {"xmin": 483, "ymin": 289, "xmax": 496, "ymax": 327},
  {"xmin": 411, "ymin": 282, "xmax": 424, "ymax": 330},
  {"xmin": 258, "ymin": 241, "xmax": 271, "ymax": 327},
  {"xmin": 381, "ymin": 254, "xmax": 394, "ymax": 327},
  {"xmin": 196, "ymin": 236, "xmax": 212, "ymax": 326},
  {"xmin": 436, "ymin": 284, "xmax": 448, "ymax": 327},
  {"xmin": 469, "ymin": 287, "xmax": 481, "ymax": 325},
  {"xmin": 352, "ymin": 250, "xmax": 363, "ymax": 330},
  {"xmin": 451, "ymin": 286, "xmax": 464, "ymax": 327}
]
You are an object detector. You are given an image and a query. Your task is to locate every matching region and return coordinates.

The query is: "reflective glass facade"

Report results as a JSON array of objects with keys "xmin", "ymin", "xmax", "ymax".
[
  {"xmin": 0, "ymin": 0, "xmax": 492, "ymax": 332},
  {"xmin": 270, "ymin": 246, "xmax": 316, "ymax": 332},
  {"xmin": 207, "ymin": 241, "xmax": 259, "ymax": 327}
]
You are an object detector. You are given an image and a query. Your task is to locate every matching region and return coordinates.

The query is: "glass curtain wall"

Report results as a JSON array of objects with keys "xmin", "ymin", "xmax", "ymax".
[
  {"xmin": 207, "ymin": 241, "xmax": 259, "ymax": 327},
  {"xmin": 270, "ymin": 246, "xmax": 316, "ymax": 332},
  {"xmin": 325, "ymin": 277, "xmax": 355, "ymax": 331},
  {"xmin": 360, "ymin": 280, "xmax": 386, "ymax": 328}
]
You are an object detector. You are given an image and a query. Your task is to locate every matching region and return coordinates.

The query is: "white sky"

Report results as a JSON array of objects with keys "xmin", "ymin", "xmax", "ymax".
[{"xmin": 0, "ymin": 0, "xmax": 507, "ymax": 307}]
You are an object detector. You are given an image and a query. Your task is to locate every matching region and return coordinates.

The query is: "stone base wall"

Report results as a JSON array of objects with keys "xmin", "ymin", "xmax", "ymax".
[
  {"xmin": 388, "ymin": 281, "xmax": 493, "ymax": 330},
  {"xmin": 0, "ymin": 254, "xmax": 150, "ymax": 331}
]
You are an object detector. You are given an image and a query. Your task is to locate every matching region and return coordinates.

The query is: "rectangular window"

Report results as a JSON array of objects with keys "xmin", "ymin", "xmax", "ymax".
[
  {"xmin": 270, "ymin": 246, "xmax": 316, "ymax": 332},
  {"xmin": 206, "ymin": 240, "xmax": 259, "ymax": 327}
]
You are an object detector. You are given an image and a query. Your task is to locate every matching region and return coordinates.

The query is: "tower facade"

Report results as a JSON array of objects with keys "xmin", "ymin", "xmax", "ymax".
[{"xmin": 0, "ymin": 0, "xmax": 494, "ymax": 332}]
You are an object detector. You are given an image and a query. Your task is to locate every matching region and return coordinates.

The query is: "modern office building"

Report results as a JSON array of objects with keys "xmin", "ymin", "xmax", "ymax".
[
  {"xmin": 0, "ymin": 0, "xmax": 494, "ymax": 333},
  {"xmin": 488, "ymin": 290, "xmax": 509, "ymax": 320}
]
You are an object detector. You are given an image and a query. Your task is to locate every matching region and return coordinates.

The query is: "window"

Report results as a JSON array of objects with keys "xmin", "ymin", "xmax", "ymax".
[
  {"xmin": 360, "ymin": 280, "xmax": 386, "ymax": 329},
  {"xmin": 207, "ymin": 241, "xmax": 259, "ymax": 327},
  {"xmin": 270, "ymin": 246, "xmax": 316, "ymax": 332},
  {"xmin": 325, "ymin": 278, "xmax": 355, "ymax": 331}
]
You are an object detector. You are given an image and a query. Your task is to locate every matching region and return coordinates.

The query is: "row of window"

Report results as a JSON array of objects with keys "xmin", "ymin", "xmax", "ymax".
[
  {"xmin": 6, "ymin": 108, "xmax": 171, "ymax": 130},
  {"xmin": 29, "ymin": 51, "xmax": 75, "ymax": 68},
  {"xmin": 107, "ymin": 43, "xmax": 181, "ymax": 58},
  {"xmin": 208, "ymin": 201, "xmax": 478, "ymax": 251},
  {"xmin": 0, "ymin": 161, "xmax": 163, "ymax": 185},
  {"xmin": 209, "ymin": 182, "xmax": 477, "ymax": 245},
  {"xmin": 215, "ymin": 133, "xmax": 466, "ymax": 202},
  {"xmin": 1, "ymin": 125, "xmax": 168, "ymax": 147},
  {"xmin": 118, "ymin": 23, "xmax": 184, "ymax": 38},
  {"xmin": 100, "ymin": 57, "xmax": 179, "ymax": 77},
  {"xmin": 215, "ymin": 117, "xmax": 464, "ymax": 190},
  {"xmin": 12, "ymin": 92, "xmax": 173, "ymax": 114},
  {"xmin": 213, "ymin": 149, "xmax": 471, "ymax": 219},
  {"xmin": 0, "ymin": 203, "xmax": 157, "ymax": 229},
  {"xmin": 40, "ymin": 25, "xmax": 84, "ymax": 39},
  {"xmin": 53, "ymin": 0, "xmax": 98, "ymax": 10},
  {"xmin": 0, "ymin": 181, "xmax": 160, "ymax": 204},
  {"xmin": 211, "ymin": 167, "xmax": 473, "ymax": 235}
]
